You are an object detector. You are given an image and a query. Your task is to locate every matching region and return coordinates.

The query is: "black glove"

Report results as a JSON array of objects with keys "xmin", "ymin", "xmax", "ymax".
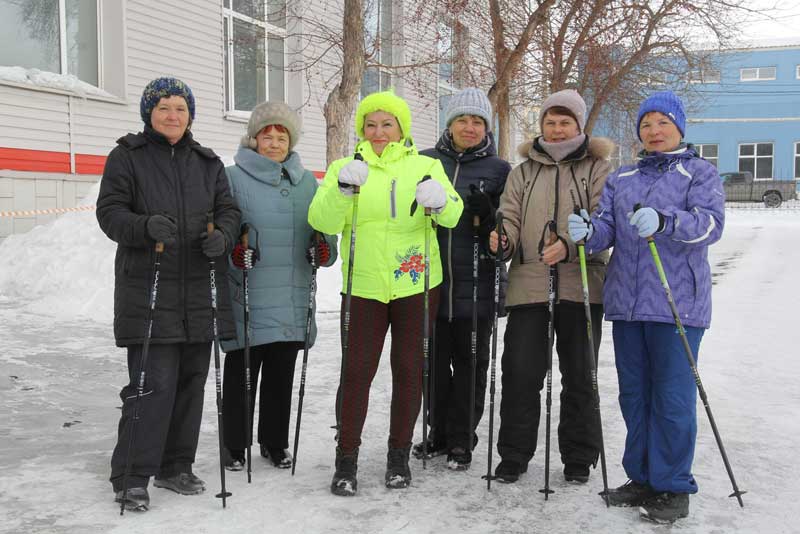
[
  {"xmin": 146, "ymin": 215, "xmax": 177, "ymax": 245},
  {"xmin": 306, "ymin": 235, "xmax": 331, "ymax": 268},
  {"xmin": 466, "ymin": 185, "xmax": 493, "ymax": 221},
  {"xmin": 200, "ymin": 229, "xmax": 227, "ymax": 258}
]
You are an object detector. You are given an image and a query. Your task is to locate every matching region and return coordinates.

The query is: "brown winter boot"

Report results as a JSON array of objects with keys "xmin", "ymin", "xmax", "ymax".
[{"xmin": 330, "ymin": 447, "xmax": 359, "ymax": 496}]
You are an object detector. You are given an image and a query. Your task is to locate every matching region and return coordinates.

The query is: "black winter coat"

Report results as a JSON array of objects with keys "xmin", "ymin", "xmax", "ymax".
[
  {"xmin": 97, "ymin": 127, "xmax": 241, "ymax": 347},
  {"xmin": 421, "ymin": 131, "xmax": 510, "ymax": 320}
]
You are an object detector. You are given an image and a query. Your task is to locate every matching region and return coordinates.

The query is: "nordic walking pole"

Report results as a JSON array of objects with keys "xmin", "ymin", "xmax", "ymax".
[
  {"xmin": 240, "ymin": 224, "xmax": 253, "ymax": 483},
  {"xmin": 633, "ymin": 204, "xmax": 745, "ymax": 507},
  {"xmin": 468, "ymin": 185, "xmax": 481, "ymax": 458},
  {"xmin": 422, "ymin": 204, "xmax": 433, "ymax": 470},
  {"xmin": 539, "ymin": 220, "xmax": 557, "ymax": 500},
  {"xmin": 572, "ymin": 203, "xmax": 609, "ymax": 506},
  {"xmin": 482, "ymin": 210, "xmax": 504, "ymax": 490},
  {"xmin": 120, "ymin": 240, "xmax": 164, "ymax": 515},
  {"xmin": 208, "ymin": 213, "xmax": 232, "ymax": 507},
  {"xmin": 336, "ymin": 152, "xmax": 363, "ymax": 442},
  {"xmin": 293, "ymin": 232, "xmax": 322, "ymax": 475}
]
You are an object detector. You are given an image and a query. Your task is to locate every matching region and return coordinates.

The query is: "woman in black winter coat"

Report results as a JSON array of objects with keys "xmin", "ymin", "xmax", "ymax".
[
  {"xmin": 415, "ymin": 88, "xmax": 510, "ymax": 470},
  {"xmin": 97, "ymin": 77, "xmax": 240, "ymax": 512}
]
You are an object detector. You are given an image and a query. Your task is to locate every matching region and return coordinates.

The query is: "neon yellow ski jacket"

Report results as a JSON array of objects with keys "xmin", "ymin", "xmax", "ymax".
[{"xmin": 308, "ymin": 139, "xmax": 463, "ymax": 303}]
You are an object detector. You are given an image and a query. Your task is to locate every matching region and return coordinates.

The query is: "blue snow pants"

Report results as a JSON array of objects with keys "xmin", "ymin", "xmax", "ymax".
[{"xmin": 612, "ymin": 320, "xmax": 704, "ymax": 494}]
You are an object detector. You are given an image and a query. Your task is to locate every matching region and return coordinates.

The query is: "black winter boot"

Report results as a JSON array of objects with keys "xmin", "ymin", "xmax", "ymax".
[
  {"xmin": 115, "ymin": 487, "xmax": 149, "ymax": 512},
  {"xmin": 385, "ymin": 445, "xmax": 412, "ymax": 489},
  {"xmin": 494, "ymin": 459, "xmax": 528, "ymax": 483},
  {"xmin": 639, "ymin": 492, "xmax": 690, "ymax": 523},
  {"xmin": 331, "ymin": 447, "xmax": 359, "ymax": 496},
  {"xmin": 563, "ymin": 463, "xmax": 590, "ymax": 483},
  {"xmin": 605, "ymin": 480, "xmax": 657, "ymax": 507},
  {"xmin": 412, "ymin": 437, "xmax": 447, "ymax": 460}
]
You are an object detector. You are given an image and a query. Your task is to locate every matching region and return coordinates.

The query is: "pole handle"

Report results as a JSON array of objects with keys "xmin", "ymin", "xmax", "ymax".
[
  {"xmin": 241, "ymin": 224, "xmax": 249, "ymax": 248},
  {"xmin": 207, "ymin": 211, "xmax": 215, "ymax": 233},
  {"xmin": 155, "ymin": 242, "xmax": 165, "ymax": 253}
]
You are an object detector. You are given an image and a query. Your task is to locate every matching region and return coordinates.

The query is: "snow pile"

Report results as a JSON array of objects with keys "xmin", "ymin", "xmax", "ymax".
[
  {"xmin": 0, "ymin": 182, "xmax": 116, "ymax": 322},
  {"xmin": 0, "ymin": 66, "xmax": 116, "ymax": 99},
  {"xmin": 0, "ymin": 182, "xmax": 345, "ymax": 323}
]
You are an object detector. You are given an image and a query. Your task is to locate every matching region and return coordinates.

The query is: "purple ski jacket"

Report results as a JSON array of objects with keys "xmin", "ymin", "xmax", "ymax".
[{"xmin": 586, "ymin": 145, "xmax": 725, "ymax": 329}]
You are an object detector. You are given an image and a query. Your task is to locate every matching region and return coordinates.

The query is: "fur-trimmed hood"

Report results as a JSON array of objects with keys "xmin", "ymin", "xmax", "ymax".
[{"xmin": 517, "ymin": 135, "xmax": 615, "ymax": 162}]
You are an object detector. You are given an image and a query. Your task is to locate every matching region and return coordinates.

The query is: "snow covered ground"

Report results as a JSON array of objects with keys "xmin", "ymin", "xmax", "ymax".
[{"xmin": 1, "ymin": 198, "xmax": 798, "ymax": 534}]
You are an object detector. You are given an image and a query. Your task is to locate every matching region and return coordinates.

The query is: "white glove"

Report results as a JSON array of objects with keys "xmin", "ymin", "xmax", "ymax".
[
  {"xmin": 415, "ymin": 179, "xmax": 447, "ymax": 213},
  {"xmin": 568, "ymin": 209, "xmax": 593, "ymax": 242},
  {"xmin": 337, "ymin": 159, "xmax": 369, "ymax": 196}
]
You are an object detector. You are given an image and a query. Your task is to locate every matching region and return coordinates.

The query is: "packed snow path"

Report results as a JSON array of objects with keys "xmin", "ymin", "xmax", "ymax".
[{"xmin": 0, "ymin": 210, "xmax": 797, "ymax": 533}]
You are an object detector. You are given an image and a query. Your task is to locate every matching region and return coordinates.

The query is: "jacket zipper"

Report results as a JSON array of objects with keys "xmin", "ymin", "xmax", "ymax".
[
  {"xmin": 173, "ymin": 146, "xmax": 190, "ymax": 338},
  {"xmin": 629, "ymin": 178, "xmax": 657, "ymax": 320},
  {"xmin": 519, "ymin": 164, "xmax": 543, "ymax": 263},
  {"xmin": 390, "ymin": 178, "xmax": 397, "ymax": 218},
  {"xmin": 447, "ymin": 157, "xmax": 463, "ymax": 321}
]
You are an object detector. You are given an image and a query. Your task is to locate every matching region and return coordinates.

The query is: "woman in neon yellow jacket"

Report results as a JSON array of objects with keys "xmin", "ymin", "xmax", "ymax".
[{"xmin": 309, "ymin": 90, "xmax": 463, "ymax": 496}]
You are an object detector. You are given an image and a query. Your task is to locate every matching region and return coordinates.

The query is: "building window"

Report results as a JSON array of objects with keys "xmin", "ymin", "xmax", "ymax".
[
  {"xmin": 739, "ymin": 142, "xmax": 773, "ymax": 179},
  {"xmin": 696, "ymin": 144, "xmax": 718, "ymax": 167},
  {"xmin": 0, "ymin": 0, "xmax": 99, "ymax": 86},
  {"xmin": 795, "ymin": 142, "xmax": 800, "ymax": 180},
  {"xmin": 361, "ymin": 0, "xmax": 393, "ymax": 98},
  {"xmin": 689, "ymin": 68, "xmax": 720, "ymax": 84},
  {"xmin": 437, "ymin": 20, "xmax": 456, "ymax": 132},
  {"xmin": 740, "ymin": 67, "xmax": 776, "ymax": 81},
  {"xmin": 796, "ymin": 65, "xmax": 800, "ymax": 79},
  {"xmin": 223, "ymin": 0, "xmax": 286, "ymax": 113}
]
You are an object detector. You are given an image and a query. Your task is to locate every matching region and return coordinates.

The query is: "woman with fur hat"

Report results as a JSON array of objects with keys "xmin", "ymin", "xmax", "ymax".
[
  {"xmin": 488, "ymin": 89, "xmax": 614, "ymax": 486},
  {"xmin": 414, "ymin": 87, "xmax": 511, "ymax": 471},
  {"xmin": 308, "ymin": 90, "xmax": 463, "ymax": 496},
  {"xmin": 221, "ymin": 101, "xmax": 338, "ymax": 472},
  {"xmin": 97, "ymin": 77, "xmax": 241, "ymax": 511},
  {"xmin": 568, "ymin": 90, "xmax": 725, "ymax": 523}
]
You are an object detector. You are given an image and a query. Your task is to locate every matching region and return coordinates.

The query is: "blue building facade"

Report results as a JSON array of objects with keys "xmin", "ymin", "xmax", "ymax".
[
  {"xmin": 685, "ymin": 44, "xmax": 800, "ymax": 184},
  {"xmin": 595, "ymin": 43, "xmax": 800, "ymax": 190}
]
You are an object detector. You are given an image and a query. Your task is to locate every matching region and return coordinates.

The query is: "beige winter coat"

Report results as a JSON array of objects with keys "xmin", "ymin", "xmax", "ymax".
[{"xmin": 499, "ymin": 136, "xmax": 614, "ymax": 307}]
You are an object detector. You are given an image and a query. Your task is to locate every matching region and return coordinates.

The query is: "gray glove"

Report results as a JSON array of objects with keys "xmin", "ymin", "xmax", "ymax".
[
  {"xmin": 200, "ymin": 229, "xmax": 227, "ymax": 258},
  {"xmin": 146, "ymin": 215, "xmax": 177, "ymax": 245}
]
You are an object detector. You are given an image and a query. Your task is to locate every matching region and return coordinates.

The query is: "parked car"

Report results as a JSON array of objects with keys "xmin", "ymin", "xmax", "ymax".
[{"xmin": 719, "ymin": 171, "xmax": 797, "ymax": 208}]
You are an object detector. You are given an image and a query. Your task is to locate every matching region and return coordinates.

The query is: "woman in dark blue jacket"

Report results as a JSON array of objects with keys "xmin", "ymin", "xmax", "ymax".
[{"xmin": 416, "ymin": 88, "xmax": 510, "ymax": 469}]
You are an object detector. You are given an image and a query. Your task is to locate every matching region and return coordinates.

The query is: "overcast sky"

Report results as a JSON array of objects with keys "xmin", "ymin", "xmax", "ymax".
[{"xmin": 739, "ymin": 2, "xmax": 800, "ymax": 42}]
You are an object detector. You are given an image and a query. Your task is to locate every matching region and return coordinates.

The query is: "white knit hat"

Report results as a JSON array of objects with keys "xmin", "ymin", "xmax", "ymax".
[
  {"xmin": 444, "ymin": 88, "xmax": 493, "ymax": 129},
  {"xmin": 243, "ymin": 101, "xmax": 302, "ymax": 150}
]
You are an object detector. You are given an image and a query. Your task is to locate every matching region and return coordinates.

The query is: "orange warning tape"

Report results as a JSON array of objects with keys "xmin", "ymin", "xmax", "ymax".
[{"xmin": 0, "ymin": 205, "xmax": 96, "ymax": 218}]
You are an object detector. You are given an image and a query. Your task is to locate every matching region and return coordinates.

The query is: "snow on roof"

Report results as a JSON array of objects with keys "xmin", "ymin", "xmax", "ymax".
[{"xmin": 0, "ymin": 66, "xmax": 116, "ymax": 99}]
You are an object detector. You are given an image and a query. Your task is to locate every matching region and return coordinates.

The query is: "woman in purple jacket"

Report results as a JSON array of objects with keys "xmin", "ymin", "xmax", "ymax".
[{"xmin": 568, "ymin": 91, "xmax": 724, "ymax": 523}]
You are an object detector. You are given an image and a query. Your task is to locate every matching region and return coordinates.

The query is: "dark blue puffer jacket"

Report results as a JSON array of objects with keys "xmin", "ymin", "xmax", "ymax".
[{"xmin": 421, "ymin": 131, "xmax": 511, "ymax": 320}]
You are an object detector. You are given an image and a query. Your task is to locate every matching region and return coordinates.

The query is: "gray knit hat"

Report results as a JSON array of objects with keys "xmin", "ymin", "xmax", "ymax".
[
  {"xmin": 539, "ymin": 89, "xmax": 587, "ymax": 133},
  {"xmin": 243, "ymin": 101, "xmax": 301, "ymax": 150},
  {"xmin": 444, "ymin": 88, "xmax": 493, "ymax": 129}
]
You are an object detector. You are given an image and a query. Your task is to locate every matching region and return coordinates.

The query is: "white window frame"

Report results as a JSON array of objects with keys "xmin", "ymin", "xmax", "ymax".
[
  {"xmin": 436, "ymin": 18, "xmax": 459, "ymax": 133},
  {"xmin": 689, "ymin": 68, "xmax": 720, "ymax": 84},
  {"xmin": 696, "ymin": 143, "xmax": 719, "ymax": 167},
  {"xmin": 361, "ymin": 0, "xmax": 394, "ymax": 99},
  {"xmin": 223, "ymin": 1, "xmax": 287, "ymax": 117},
  {"xmin": 794, "ymin": 141, "xmax": 800, "ymax": 180},
  {"xmin": 796, "ymin": 65, "xmax": 800, "ymax": 79},
  {"xmin": 738, "ymin": 142, "xmax": 774, "ymax": 180},
  {"xmin": 740, "ymin": 66, "xmax": 776, "ymax": 82}
]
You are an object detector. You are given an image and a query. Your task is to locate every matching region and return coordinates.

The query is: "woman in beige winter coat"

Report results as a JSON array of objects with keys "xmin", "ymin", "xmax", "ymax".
[{"xmin": 488, "ymin": 89, "xmax": 613, "ymax": 484}]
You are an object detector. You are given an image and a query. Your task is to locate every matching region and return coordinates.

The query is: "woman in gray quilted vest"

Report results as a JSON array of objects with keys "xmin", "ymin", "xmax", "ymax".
[{"xmin": 221, "ymin": 102, "xmax": 337, "ymax": 471}]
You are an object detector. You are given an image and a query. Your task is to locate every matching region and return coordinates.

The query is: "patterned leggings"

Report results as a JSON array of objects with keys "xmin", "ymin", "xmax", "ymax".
[{"xmin": 337, "ymin": 288, "xmax": 440, "ymax": 453}]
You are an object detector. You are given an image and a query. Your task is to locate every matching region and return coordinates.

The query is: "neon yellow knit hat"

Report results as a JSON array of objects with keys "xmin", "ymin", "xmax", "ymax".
[{"xmin": 354, "ymin": 90, "xmax": 412, "ymax": 140}]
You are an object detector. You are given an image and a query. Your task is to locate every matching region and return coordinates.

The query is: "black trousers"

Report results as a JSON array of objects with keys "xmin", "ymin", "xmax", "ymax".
[
  {"xmin": 497, "ymin": 301, "xmax": 603, "ymax": 466},
  {"xmin": 429, "ymin": 318, "xmax": 491, "ymax": 451},
  {"xmin": 222, "ymin": 342, "xmax": 301, "ymax": 452},
  {"xmin": 110, "ymin": 342, "xmax": 211, "ymax": 491}
]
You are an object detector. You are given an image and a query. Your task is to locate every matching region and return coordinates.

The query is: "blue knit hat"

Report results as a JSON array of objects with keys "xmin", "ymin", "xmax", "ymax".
[
  {"xmin": 445, "ymin": 87, "xmax": 493, "ymax": 129},
  {"xmin": 140, "ymin": 77, "xmax": 196, "ymax": 126},
  {"xmin": 636, "ymin": 90, "xmax": 685, "ymax": 141}
]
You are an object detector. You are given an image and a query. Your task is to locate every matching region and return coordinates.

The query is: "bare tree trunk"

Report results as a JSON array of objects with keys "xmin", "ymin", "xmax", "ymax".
[
  {"xmin": 323, "ymin": 0, "xmax": 365, "ymax": 166},
  {"xmin": 486, "ymin": 0, "xmax": 555, "ymax": 160}
]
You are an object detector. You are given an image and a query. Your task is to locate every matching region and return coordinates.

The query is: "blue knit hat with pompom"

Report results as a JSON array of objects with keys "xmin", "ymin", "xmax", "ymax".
[
  {"xmin": 140, "ymin": 77, "xmax": 196, "ymax": 126},
  {"xmin": 636, "ymin": 90, "xmax": 685, "ymax": 141}
]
